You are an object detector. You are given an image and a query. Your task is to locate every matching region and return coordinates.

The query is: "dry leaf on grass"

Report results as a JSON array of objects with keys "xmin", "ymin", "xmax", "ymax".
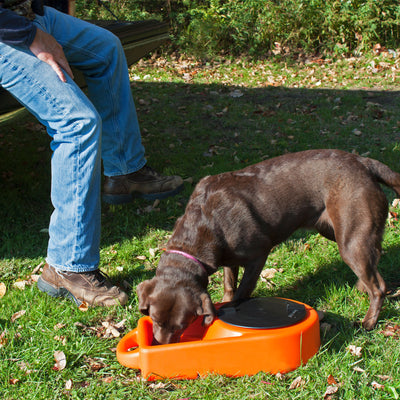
[
  {"xmin": 0, "ymin": 282, "xmax": 6, "ymax": 298},
  {"xmin": 392, "ymin": 198, "xmax": 400, "ymax": 208},
  {"xmin": 327, "ymin": 374, "xmax": 337, "ymax": 385},
  {"xmin": 376, "ymin": 375, "xmax": 391, "ymax": 381},
  {"xmin": 380, "ymin": 323, "xmax": 400, "ymax": 338},
  {"xmin": 11, "ymin": 310, "xmax": 26, "ymax": 323},
  {"xmin": 0, "ymin": 331, "xmax": 8, "ymax": 347},
  {"xmin": 261, "ymin": 268, "xmax": 278, "ymax": 280},
  {"xmin": 53, "ymin": 350, "xmax": 67, "ymax": 371},
  {"xmin": 13, "ymin": 281, "xmax": 27, "ymax": 290},
  {"xmin": 78, "ymin": 301, "xmax": 89, "ymax": 312},
  {"xmin": 323, "ymin": 385, "xmax": 339, "ymax": 398},
  {"xmin": 371, "ymin": 381, "xmax": 385, "ymax": 390},
  {"xmin": 289, "ymin": 376, "xmax": 306, "ymax": 389},
  {"xmin": 347, "ymin": 344, "xmax": 362, "ymax": 357},
  {"xmin": 54, "ymin": 335, "xmax": 67, "ymax": 345},
  {"xmin": 12, "ymin": 273, "xmax": 41, "ymax": 290},
  {"xmin": 101, "ymin": 319, "xmax": 127, "ymax": 338},
  {"xmin": 85, "ymin": 356, "xmax": 108, "ymax": 372}
]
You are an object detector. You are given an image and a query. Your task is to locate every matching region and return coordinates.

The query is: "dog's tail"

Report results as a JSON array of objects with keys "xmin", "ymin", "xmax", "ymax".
[{"xmin": 359, "ymin": 156, "xmax": 400, "ymax": 196}]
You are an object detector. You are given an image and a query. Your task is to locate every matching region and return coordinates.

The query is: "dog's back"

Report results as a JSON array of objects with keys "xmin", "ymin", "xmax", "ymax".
[{"xmin": 141, "ymin": 149, "xmax": 399, "ymax": 342}]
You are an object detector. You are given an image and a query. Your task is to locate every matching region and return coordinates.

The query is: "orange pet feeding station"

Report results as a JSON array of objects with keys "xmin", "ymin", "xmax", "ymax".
[{"xmin": 117, "ymin": 297, "xmax": 320, "ymax": 380}]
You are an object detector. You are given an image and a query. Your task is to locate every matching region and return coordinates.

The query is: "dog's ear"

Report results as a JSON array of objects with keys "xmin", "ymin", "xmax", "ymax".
[
  {"xmin": 136, "ymin": 279, "xmax": 156, "ymax": 316},
  {"xmin": 197, "ymin": 292, "xmax": 216, "ymax": 326}
]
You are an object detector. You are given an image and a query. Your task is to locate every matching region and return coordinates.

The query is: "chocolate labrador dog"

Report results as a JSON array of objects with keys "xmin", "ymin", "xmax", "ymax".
[{"xmin": 137, "ymin": 149, "xmax": 400, "ymax": 344}]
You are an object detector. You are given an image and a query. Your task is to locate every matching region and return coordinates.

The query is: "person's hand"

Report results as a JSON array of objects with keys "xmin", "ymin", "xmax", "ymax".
[{"xmin": 29, "ymin": 28, "xmax": 74, "ymax": 82}]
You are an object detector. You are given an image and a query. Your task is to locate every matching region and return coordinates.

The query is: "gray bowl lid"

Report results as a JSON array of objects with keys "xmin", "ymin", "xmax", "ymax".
[{"xmin": 217, "ymin": 297, "xmax": 307, "ymax": 329}]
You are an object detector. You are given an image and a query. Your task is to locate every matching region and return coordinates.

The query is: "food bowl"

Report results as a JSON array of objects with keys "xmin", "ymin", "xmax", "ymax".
[{"xmin": 117, "ymin": 297, "xmax": 320, "ymax": 380}]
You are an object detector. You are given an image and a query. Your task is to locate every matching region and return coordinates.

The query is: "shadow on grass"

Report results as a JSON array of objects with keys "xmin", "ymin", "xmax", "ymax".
[
  {"xmin": 250, "ymin": 239, "xmax": 400, "ymax": 351},
  {"xmin": 1, "ymin": 83, "xmax": 399, "ymax": 292}
]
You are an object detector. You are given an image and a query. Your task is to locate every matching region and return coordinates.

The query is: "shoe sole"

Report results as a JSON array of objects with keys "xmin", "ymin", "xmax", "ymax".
[
  {"xmin": 37, "ymin": 276, "xmax": 83, "ymax": 306},
  {"xmin": 102, "ymin": 183, "xmax": 184, "ymax": 204}
]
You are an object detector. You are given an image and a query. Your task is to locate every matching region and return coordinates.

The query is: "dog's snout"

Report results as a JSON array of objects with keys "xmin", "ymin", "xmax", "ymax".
[{"xmin": 151, "ymin": 336, "xmax": 161, "ymax": 346}]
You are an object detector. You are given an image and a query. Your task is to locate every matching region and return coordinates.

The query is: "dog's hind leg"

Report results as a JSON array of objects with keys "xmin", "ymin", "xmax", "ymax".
[
  {"xmin": 335, "ymin": 215, "xmax": 387, "ymax": 330},
  {"xmin": 222, "ymin": 266, "xmax": 239, "ymax": 302}
]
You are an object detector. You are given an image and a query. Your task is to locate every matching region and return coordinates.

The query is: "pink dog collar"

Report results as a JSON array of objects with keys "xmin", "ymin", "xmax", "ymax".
[{"xmin": 165, "ymin": 249, "xmax": 208, "ymax": 275}]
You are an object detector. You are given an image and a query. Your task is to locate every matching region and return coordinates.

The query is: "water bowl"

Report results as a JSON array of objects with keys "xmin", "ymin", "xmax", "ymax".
[{"xmin": 116, "ymin": 297, "xmax": 320, "ymax": 380}]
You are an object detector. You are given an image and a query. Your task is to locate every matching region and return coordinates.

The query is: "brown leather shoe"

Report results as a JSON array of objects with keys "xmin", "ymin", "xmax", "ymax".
[
  {"xmin": 102, "ymin": 165, "xmax": 184, "ymax": 204},
  {"xmin": 37, "ymin": 264, "xmax": 128, "ymax": 307}
]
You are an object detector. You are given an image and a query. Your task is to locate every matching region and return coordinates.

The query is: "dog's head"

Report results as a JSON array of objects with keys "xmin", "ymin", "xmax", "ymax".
[{"xmin": 137, "ymin": 277, "xmax": 215, "ymax": 344}]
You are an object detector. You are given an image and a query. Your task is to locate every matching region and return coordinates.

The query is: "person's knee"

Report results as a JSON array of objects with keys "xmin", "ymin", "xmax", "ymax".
[{"xmin": 80, "ymin": 106, "xmax": 102, "ymax": 140}]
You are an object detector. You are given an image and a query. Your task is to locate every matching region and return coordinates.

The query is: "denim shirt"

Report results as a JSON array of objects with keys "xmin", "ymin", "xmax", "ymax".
[{"xmin": 0, "ymin": 0, "xmax": 44, "ymax": 47}]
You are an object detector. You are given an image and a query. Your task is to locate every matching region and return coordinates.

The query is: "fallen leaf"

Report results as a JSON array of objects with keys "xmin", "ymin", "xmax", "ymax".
[
  {"xmin": 149, "ymin": 381, "xmax": 169, "ymax": 389},
  {"xmin": 229, "ymin": 89, "xmax": 243, "ymax": 98},
  {"xmin": 32, "ymin": 262, "xmax": 44, "ymax": 274},
  {"xmin": 0, "ymin": 331, "xmax": 8, "ymax": 347},
  {"xmin": 16, "ymin": 361, "xmax": 36, "ymax": 374},
  {"xmin": 371, "ymin": 381, "xmax": 385, "ymax": 390},
  {"xmin": 65, "ymin": 379, "xmax": 73, "ymax": 390},
  {"xmin": 380, "ymin": 323, "xmax": 400, "ymax": 338},
  {"xmin": 78, "ymin": 301, "xmax": 89, "ymax": 312},
  {"xmin": 0, "ymin": 282, "xmax": 6, "ymax": 298},
  {"xmin": 85, "ymin": 356, "xmax": 107, "ymax": 372},
  {"xmin": 100, "ymin": 319, "xmax": 126, "ymax": 338},
  {"xmin": 9, "ymin": 378, "xmax": 19, "ymax": 385},
  {"xmin": 11, "ymin": 310, "xmax": 26, "ymax": 323},
  {"xmin": 392, "ymin": 198, "xmax": 400, "ymax": 208},
  {"xmin": 289, "ymin": 376, "xmax": 306, "ymax": 389},
  {"xmin": 353, "ymin": 366, "xmax": 365, "ymax": 373},
  {"xmin": 53, "ymin": 350, "xmax": 67, "ymax": 371},
  {"xmin": 13, "ymin": 281, "xmax": 27, "ymax": 290},
  {"xmin": 102, "ymin": 322, "xmax": 121, "ymax": 338},
  {"xmin": 327, "ymin": 374, "xmax": 337, "ymax": 385},
  {"xmin": 261, "ymin": 268, "xmax": 278, "ymax": 280},
  {"xmin": 275, "ymin": 372, "xmax": 284, "ymax": 380},
  {"xmin": 149, "ymin": 247, "xmax": 158, "ymax": 258},
  {"xmin": 54, "ymin": 335, "xmax": 67, "ymax": 345},
  {"xmin": 376, "ymin": 375, "xmax": 391, "ymax": 381},
  {"xmin": 347, "ymin": 344, "xmax": 362, "ymax": 357},
  {"xmin": 323, "ymin": 385, "xmax": 339, "ymax": 398}
]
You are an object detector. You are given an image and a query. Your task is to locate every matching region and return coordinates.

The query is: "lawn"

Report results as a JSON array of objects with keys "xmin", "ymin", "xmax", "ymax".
[{"xmin": 1, "ymin": 52, "xmax": 400, "ymax": 399}]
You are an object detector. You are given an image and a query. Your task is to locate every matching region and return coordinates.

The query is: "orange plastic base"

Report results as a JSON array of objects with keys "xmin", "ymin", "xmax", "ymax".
[{"xmin": 117, "ymin": 299, "xmax": 320, "ymax": 380}]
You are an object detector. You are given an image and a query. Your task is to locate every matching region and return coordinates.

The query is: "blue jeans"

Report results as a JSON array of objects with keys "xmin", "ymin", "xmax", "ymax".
[{"xmin": 0, "ymin": 7, "xmax": 146, "ymax": 272}]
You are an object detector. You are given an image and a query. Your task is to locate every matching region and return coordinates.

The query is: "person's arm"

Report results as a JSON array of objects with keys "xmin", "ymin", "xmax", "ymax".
[
  {"xmin": 0, "ymin": 7, "xmax": 37, "ymax": 47},
  {"xmin": 29, "ymin": 27, "xmax": 74, "ymax": 82}
]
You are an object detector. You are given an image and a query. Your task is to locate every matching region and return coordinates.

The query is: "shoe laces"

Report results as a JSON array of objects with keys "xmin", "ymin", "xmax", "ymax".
[
  {"xmin": 86, "ymin": 269, "xmax": 110, "ymax": 286},
  {"xmin": 56, "ymin": 268, "xmax": 110, "ymax": 286}
]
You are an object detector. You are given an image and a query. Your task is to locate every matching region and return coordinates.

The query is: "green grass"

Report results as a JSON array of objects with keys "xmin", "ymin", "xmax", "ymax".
[{"xmin": 1, "ymin": 53, "xmax": 400, "ymax": 399}]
